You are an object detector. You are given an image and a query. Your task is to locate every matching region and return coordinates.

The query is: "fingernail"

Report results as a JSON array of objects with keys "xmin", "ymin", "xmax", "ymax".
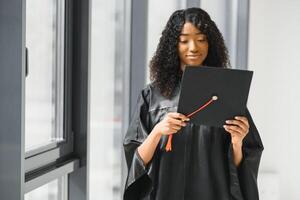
[
  {"xmin": 186, "ymin": 118, "xmax": 190, "ymax": 121},
  {"xmin": 225, "ymin": 120, "xmax": 230, "ymax": 123},
  {"xmin": 235, "ymin": 116, "xmax": 239, "ymax": 119},
  {"xmin": 223, "ymin": 125, "xmax": 227, "ymax": 128}
]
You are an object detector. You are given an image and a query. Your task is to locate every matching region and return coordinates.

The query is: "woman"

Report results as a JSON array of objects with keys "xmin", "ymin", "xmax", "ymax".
[{"xmin": 123, "ymin": 8, "xmax": 263, "ymax": 200}]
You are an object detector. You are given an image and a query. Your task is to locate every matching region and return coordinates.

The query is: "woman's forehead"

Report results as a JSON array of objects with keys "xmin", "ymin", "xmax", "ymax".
[{"xmin": 180, "ymin": 22, "xmax": 204, "ymax": 35}]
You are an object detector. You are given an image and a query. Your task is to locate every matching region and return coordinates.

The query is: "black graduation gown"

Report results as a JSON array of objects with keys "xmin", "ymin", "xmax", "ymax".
[{"xmin": 123, "ymin": 84, "xmax": 264, "ymax": 200}]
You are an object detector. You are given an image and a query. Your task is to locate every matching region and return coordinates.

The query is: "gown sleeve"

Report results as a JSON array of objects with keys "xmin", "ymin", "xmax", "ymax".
[
  {"xmin": 123, "ymin": 88, "xmax": 153, "ymax": 200},
  {"xmin": 228, "ymin": 108, "xmax": 264, "ymax": 200}
]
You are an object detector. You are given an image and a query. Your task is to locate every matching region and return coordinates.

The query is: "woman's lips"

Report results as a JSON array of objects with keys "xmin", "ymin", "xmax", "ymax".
[{"xmin": 186, "ymin": 55, "xmax": 201, "ymax": 59}]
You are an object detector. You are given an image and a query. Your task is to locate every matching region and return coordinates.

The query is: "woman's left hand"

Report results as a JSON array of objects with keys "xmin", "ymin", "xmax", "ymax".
[{"xmin": 223, "ymin": 116, "xmax": 249, "ymax": 146}]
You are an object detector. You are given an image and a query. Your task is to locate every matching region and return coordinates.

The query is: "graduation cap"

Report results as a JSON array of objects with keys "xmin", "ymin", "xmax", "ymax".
[{"xmin": 165, "ymin": 66, "xmax": 253, "ymax": 151}]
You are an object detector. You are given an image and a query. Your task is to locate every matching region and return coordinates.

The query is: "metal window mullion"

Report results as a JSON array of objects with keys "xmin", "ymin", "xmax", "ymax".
[
  {"xmin": 129, "ymin": 0, "xmax": 148, "ymax": 116},
  {"xmin": 55, "ymin": 0, "xmax": 66, "ymax": 142},
  {"xmin": 236, "ymin": 0, "xmax": 249, "ymax": 70},
  {"xmin": 68, "ymin": 0, "xmax": 91, "ymax": 199},
  {"xmin": 227, "ymin": 0, "xmax": 238, "ymax": 68},
  {"xmin": 120, "ymin": 0, "xmax": 132, "ymax": 198},
  {"xmin": 225, "ymin": 0, "xmax": 249, "ymax": 70}
]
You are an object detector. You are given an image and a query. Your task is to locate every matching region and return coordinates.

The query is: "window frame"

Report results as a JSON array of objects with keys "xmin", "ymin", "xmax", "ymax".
[
  {"xmin": 24, "ymin": 0, "xmax": 65, "ymax": 152},
  {"xmin": 24, "ymin": 0, "xmax": 87, "ymax": 196},
  {"xmin": 24, "ymin": 0, "xmax": 73, "ymax": 173}
]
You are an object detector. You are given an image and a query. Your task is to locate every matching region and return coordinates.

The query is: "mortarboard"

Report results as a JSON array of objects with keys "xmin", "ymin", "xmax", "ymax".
[{"xmin": 166, "ymin": 66, "xmax": 253, "ymax": 151}]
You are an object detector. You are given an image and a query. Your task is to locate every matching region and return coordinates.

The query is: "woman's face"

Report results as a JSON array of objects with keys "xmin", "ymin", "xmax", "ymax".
[{"xmin": 178, "ymin": 22, "xmax": 209, "ymax": 70}]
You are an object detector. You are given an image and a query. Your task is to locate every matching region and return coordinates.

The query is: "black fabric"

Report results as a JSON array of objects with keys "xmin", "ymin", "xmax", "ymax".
[{"xmin": 123, "ymin": 84, "xmax": 263, "ymax": 200}]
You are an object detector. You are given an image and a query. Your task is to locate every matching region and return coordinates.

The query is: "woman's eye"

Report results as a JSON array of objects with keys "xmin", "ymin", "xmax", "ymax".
[{"xmin": 198, "ymin": 39, "xmax": 206, "ymax": 42}]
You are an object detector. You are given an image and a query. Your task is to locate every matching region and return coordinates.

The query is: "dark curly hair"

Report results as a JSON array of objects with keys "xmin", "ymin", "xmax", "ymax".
[{"xmin": 150, "ymin": 7, "xmax": 230, "ymax": 98}]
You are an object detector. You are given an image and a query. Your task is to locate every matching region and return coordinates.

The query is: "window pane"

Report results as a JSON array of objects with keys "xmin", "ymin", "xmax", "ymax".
[
  {"xmin": 25, "ymin": 0, "xmax": 65, "ymax": 151},
  {"xmin": 90, "ymin": 0, "xmax": 123, "ymax": 199},
  {"xmin": 25, "ymin": 176, "xmax": 67, "ymax": 200}
]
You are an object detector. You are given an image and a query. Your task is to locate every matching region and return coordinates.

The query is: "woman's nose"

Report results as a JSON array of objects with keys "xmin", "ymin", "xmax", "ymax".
[{"xmin": 189, "ymin": 41, "xmax": 198, "ymax": 52}]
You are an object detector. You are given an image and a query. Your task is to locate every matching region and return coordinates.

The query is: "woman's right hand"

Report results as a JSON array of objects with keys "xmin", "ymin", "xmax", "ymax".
[{"xmin": 153, "ymin": 112, "xmax": 190, "ymax": 136}]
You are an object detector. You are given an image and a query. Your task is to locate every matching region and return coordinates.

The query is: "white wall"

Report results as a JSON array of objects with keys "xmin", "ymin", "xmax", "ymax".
[{"xmin": 248, "ymin": 1, "xmax": 300, "ymax": 199}]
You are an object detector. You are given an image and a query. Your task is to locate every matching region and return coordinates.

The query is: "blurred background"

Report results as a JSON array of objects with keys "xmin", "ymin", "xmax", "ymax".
[
  {"xmin": 2, "ymin": 0, "xmax": 299, "ymax": 200},
  {"xmin": 88, "ymin": 0, "xmax": 300, "ymax": 199}
]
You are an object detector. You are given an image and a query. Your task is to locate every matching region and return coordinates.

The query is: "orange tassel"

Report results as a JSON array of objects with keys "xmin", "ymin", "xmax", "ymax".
[
  {"xmin": 165, "ymin": 95, "xmax": 218, "ymax": 152},
  {"xmin": 165, "ymin": 135, "xmax": 173, "ymax": 151}
]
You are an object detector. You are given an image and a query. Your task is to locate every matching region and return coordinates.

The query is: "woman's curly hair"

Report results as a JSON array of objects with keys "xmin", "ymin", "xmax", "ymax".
[{"xmin": 150, "ymin": 7, "xmax": 230, "ymax": 98}]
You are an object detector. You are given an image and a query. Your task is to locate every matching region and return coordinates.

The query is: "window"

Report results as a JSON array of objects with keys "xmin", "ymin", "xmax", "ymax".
[
  {"xmin": 89, "ymin": 0, "xmax": 125, "ymax": 199},
  {"xmin": 0, "ymin": 0, "xmax": 87, "ymax": 199},
  {"xmin": 25, "ymin": 176, "xmax": 68, "ymax": 200},
  {"xmin": 24, "ymin": 0, "xmax": 74, "ymax": 196},
  {"xmin": 25, "ymin": 0, "xmax": 66, "ymax": 152},
  {"xmin": 24, "ymin": 0, "xmax": 73, "ymax": 172}
]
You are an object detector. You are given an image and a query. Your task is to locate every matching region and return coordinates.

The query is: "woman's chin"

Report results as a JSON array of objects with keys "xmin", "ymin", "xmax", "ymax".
[
  {"xmin": 186, "ymin": 62, "xmax": 203, "ymax": 67},
  {"xmin": 181, "ymin": 63, "xmax": 203, "ymax": 71}
]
